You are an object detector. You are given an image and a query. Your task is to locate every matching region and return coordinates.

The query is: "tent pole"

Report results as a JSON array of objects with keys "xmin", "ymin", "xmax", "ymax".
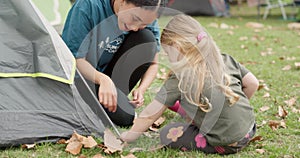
[{"xmin": 75, "ymin": 69, "xmax": 121, "ymax": 137}]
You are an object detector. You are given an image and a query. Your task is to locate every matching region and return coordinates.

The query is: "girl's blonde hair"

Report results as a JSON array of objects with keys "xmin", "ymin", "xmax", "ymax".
[{"xmin": 161, "ymin": 14, "xmax": 239, "ymax": 112}]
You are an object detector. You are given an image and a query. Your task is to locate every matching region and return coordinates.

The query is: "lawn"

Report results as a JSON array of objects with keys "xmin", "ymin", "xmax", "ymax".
[{"xmin": 1, "ymin": 2, "xmax": 300, "ymax": 158}]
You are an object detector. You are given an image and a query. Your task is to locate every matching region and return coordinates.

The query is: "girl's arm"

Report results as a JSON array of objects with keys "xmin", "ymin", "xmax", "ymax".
[
  {"xmin": 120, "ymin": 99, "xmax": 167, "ymax": 142},
  {"xmin": 242, "ymin": 72, "xmax": 259, "ymax": 99}
]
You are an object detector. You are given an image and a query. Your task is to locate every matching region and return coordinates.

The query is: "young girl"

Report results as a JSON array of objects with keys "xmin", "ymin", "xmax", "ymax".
[{"xmin": 121, "ymin": 14, "xmax": 259, "ymax": 154}]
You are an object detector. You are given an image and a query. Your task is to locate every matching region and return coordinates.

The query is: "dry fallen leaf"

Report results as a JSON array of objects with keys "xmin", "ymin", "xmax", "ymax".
[
  {"xmin": 57, "ymin": 139, "xmax": 67, "ymax": 144},
  {"xmin": 149, "ymin": 126, "xmax": 159, "ymax": 132},
  {"xmin": 256, "ymin": 148, "xmax": 266, "ymax": 154},
  {"xmin": 104, "ymin": 129, "xmax": 124, "ymax": 154},
  {"xmin": 268, "ymin": 120, "xmax": 286, "ymax": 130},
  {"xmin": 78, "ymin": 154, "xmax": 87, "ymax": 158},
  {"xmin": 259, "ymin": 79, "xmax": 265, "ymax": 83},
  {"xmin": 260, "ymin": 52, "xmax": 267, "ymax": 56},
  {"xmin": 153, "ymin": 117, "xmax": 166, "ymax": 127},
  {"xmin": 287, "ymin": 22, "xmax": 300, "ymax": 30},
  {"xmin": 295, "ymin": 62, "xmax": 300, "ymax": 69},
  {"xmin": 82, "ymin": 136, "xmax": 98, "ymax": 148},
  {"xmin": 160, "ymin": 72, "xmax": 168, "ymax": 80},
  {"xmin": 263, "ymin": 92, "xmax": 270, "ymax": 98},
  {"xmin": 21, "ymin": 144, "xmax": 36, "ymax": 149},
  {"xmin": 259, "ymin": 36, "xmax": 266, "ymax": 41},
  {"xmin": 239, "ymin": 36, "xmax": 248, "ymax": 41},
  {"xmin": 282, "ymin": 65, "xmax": 291, "ymax": 71},
  {"xmin": 250, "ymin": 136, "xmax": 263, "ymax": 143},
  {"xmin": 220, "ymin": 23, "xmax": 229, "ymax": 29},
  {"xmin": 258, "ymin": 83, "xmax": 270, "ymax": 91},
  {"xmin": 227, "ymin": 30, "xmax": 234, "ymax": 35},
  {"xmin": 129, "ymin": 147, "xmax": 144, "ymax": 153},
  {"xmin": 259, "ymin": 106, "xmax": 270, "ymax": 112},
  {"xmin": 284, "ymin": 97, "xmax": 297, "ymax": 106},
  {"xmin": 278, "ymin": 106, "xmax": 288, "ymax": 119},
  {"xmin": 242, "ymin": 61, "xmax": 258, "ymax": 66},
  {"xmin": 293, "ymin": 83, "xmax": 300, "ymax": 88},
  {"xmin": 208, "ymin": 22, "xmax": 219, "ymax": 28},
  {"xmin": 65, "ymin": 140, "xmax": 82, "ymax": 155},
  {"xmin": 240, "ymin": 45, "xmax": 248, "ymax": 49},
  {"xmin": 246, "ymin": 22, "xmax": 264, "ymax": 29},
  {"xmin": 160, "ymin": 68, "xmax": 166, "ymax": 73},
  {"xmin": 143, "ymin": 131, "xmax": 154, "ymax": 138},
  {"xmin": 148, "ymin": 144, "xmax": 165, "ymax": 152},
  {"xmin": 257, "ymin": 120, "xmax": 267, "ymax": 128},
  {"xmin": 291, "ymin": 107, "xmax": 300, "ymax": 114},
  {"xmin": 287, "ymin": 56, "xmax": 296, "ymax": 61},
  {"xmin": 65, "ymin": 131, "xmax": 98, "ymax": 155},
  {"xmin": 156, "ymin": 73, "xmax": 161, "ymax": 79}
]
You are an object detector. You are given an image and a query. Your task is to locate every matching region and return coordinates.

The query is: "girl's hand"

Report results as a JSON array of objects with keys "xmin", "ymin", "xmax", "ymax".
[
  {"xmin": 120, "ymin": 130, "xmax": 143, "ymax": 143},
  {"xmin": 98, "ymin": 75, "xmax": 117, "ymax": 112},
  {"xmin": 130, "ymin": 88, "xmax": 145, "ymax": 108}
]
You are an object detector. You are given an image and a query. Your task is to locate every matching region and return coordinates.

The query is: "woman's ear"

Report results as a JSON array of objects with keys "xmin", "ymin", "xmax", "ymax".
[{"xmin": 117, "ymin": 0, "xmax": 125, "ymax": 6}]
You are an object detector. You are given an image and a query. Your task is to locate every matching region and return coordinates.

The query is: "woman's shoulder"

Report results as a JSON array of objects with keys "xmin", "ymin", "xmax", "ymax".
[{"xmin": 74, "ymin": 0, "xmax": 108, "ymax": 10}]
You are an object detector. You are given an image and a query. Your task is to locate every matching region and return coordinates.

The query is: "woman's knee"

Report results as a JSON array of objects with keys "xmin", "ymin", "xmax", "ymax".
[
  {"xmin": 126, "ymin": 29, "xmax": 156, "ymax": 44},
  {"xmin": 106, "ymin": 108, "xmax": 134, "ymax": 127}
]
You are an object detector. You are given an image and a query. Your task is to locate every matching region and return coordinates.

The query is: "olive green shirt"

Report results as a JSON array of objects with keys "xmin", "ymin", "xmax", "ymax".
[{"xmin": 155, "ymin": 54, "xmax": 255, "ymax": 146}]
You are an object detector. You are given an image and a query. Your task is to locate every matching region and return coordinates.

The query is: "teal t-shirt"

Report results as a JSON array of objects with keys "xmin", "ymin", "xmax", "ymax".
[
  {"xmin": 155, "ymin": 54, "xmax": 255, "ymax": 146},
  {"xmin": 62, "ymin": 0, "xmax": 160, "ymax": 72}
]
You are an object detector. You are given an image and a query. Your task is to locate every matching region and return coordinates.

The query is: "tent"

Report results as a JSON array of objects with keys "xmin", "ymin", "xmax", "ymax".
[
  {"xmin": 0, "ymin": 0, "xmax": 117, "ymax": 147},
  {"xmin": 167, "ymin": 0, "xmax": 227, "ymax": 16}
]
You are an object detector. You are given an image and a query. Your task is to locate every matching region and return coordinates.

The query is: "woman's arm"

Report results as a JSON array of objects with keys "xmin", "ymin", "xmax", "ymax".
[
  {"xmin": 76, "ymin": 58, "xmax": 117, "ymax": 112},
  {"xmin": 120, "ymin": 99, "xmax": 167, "ymax": 142},
  {"xmin": 242, "ymin": 72, "xmax": 259, "ymax": 99},
  {"xmin": 131, "ymin": 53, "xmax": 159, "ymax": 107}
]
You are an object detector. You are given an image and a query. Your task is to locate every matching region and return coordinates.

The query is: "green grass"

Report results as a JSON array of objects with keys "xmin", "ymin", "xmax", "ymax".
[
  {"xmin": 31, "ymin": 0, "xmax": 72, "ymax": 25},
  {"xmin": 1, "ymin": 2, "xmax": 300, "ymax": 158}
]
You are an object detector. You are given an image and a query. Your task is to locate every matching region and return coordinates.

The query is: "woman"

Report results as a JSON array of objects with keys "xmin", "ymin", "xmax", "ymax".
[{"xmin": 62, "ymin": 0, "xmax": 162, "ymax": 126}]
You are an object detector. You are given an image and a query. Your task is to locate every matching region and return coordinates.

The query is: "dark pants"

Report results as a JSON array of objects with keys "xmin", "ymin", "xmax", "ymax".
[
  {"xmin": 160, "ymin": 123, "xmax": 256, "ymax": 155},
  {"xmin": 77, "ymin": 29, "xmax": 157, "ymax": 127}
]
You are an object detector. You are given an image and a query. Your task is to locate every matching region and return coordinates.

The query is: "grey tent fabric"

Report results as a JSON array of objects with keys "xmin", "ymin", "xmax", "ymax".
[
  {"xmin": 0, "ymin": 0, "xmax": 74, "ymax": 83},
  {"xmin": 167, "ymin": 0, "xmax": 226, "ymax": 16},
  {"xmin": 0, "ymin": 0, "xmax": 116, "ymax": 147}
]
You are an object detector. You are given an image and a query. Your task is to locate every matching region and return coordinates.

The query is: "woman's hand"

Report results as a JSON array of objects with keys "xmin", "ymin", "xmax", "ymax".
[
  {"xmin": 130, "ymin": 88, "xmax": 145, "ymax": 108},
  {"xmin": 75, "ymin": 58, "xmax": 118, "ymax": 112},
  {"xmin": 98, "ymin": 75, "xmax": 117, "ymax": 112}
]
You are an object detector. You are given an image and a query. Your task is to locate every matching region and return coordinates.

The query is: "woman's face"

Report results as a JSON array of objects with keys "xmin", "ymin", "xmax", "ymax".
[{"xmin": 116, "ymin": 1, "xmax": 158, "ymax": 31}]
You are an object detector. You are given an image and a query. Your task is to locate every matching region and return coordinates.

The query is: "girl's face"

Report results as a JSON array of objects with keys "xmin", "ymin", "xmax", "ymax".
[
  {"xmin": 116, "ymin": 1, "xmax": 158, "ymax": 31},
  {"xmin": 162, "ymin": 44, "xmax": 183, "ymax": 63}
]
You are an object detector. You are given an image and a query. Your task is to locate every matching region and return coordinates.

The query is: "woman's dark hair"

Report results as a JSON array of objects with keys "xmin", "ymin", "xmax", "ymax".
[
  {"xmin": 126, "ymin": 0, "xmax": 168, "ymax": 15},
  {"xmin": 126, "ymin": 0, "xmax": 160, "ymax": 8}
]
